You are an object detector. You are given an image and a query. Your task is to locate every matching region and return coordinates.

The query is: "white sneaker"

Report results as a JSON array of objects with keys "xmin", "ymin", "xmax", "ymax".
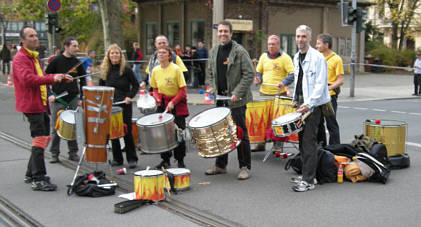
[
  {"xmin": 291, "ymin": 180, "xmax": 315, "ymax": 192},
  {"xmin": 290, "ymin": 176, "xmax": 317, "ymax": 185}
]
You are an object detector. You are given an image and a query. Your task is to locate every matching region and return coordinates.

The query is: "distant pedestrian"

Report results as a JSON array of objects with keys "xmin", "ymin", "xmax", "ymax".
[
  {"xmin": 82, "ymin": 50, "xmax": 96, "ymax": 86},
  {"xmin": 131, "ymin": 42, "xmax": 144, "ymax": 87},
  {"xmin": 1, "ymin": 44, "xmax": 11, "ymax": 75},
  {"xmin": 47, "ymin": 48, "xmax": 61, "ymax": 64},
  {"xmin": 413, "ymin": 52, "xmax": 421, "ymax": 96},
  {"xmin": 196, "ymin": 41, "xmax": 208, "ymax": 87},
  {"xmin": 10, "ymin": 44, "xmax": 17, "ymax": 60}
]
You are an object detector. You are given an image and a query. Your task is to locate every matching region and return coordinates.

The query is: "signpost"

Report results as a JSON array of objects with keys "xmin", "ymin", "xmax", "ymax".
[
  {"xmin": 46, "ymin": 0, "xmax": 61, "ymax": 55},
  {"xmin": 47, "ymin": 0, "xmax": 61, "ymax": 13}
]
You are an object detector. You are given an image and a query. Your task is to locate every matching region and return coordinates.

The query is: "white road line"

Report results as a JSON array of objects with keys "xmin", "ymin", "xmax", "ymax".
[
  {"xmin": 391, "ymin": 111, "xmax": 406, "ymax": 114},
  {"xmin": 353, "ymin": 107, "xmax": 368, "ymax": 110},
  {"xmin": 409, "ymin": 112, "xmax": 421, "ymax": 116},
  {"xmin": 338, "ymin": 106, "xmax": 350, "ymax": 109},
  {"xmin": 372, "ymin": 108, "xmax": 386, "ymax": 112},
  {"xmin": 407, "ymin": 142, "xmax": 421, "ymax": 148}
]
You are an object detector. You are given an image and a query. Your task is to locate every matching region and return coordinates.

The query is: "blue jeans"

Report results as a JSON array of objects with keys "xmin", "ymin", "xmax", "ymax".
[{"xmin": 133, "ymin": 64, "xmax": 142, "ymax": 83}]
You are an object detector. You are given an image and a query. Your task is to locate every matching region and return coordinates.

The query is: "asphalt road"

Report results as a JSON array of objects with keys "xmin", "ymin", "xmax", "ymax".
[{"xmin": 0, "ymin": 84, "xmax": 420, "ymax": 227}]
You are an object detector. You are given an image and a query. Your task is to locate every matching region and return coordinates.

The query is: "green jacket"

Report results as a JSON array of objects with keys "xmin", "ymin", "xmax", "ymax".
[{"xmin": 208, "ymin": 40, "xmax": 254, "ymax": 109}]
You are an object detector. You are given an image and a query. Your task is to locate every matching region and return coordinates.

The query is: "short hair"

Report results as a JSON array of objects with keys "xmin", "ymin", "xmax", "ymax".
[
  {"xmin": 63, "ymin": 37, "xmax": 77, "ymax": 47},
  {"xmin": 19, "ymin": 26, "xmax": 34, "ymax": 39},
  {"xmin": 317, "ymin": 33, "xmax": 332, "ymax": 49},
  {"xmin": 268, "ymin": 35, "xmax": 280, "ymax": 44},
  {"xmin": 218, "ymin": 20, "xmax": 233, "ymax": 33},
  {"xmin": 296, "ymin": 25, "xmax": 312, "ymax": 37},
  {"xmin": 155, "ymin": 35, "xmax": 168, "ymax": 43},
  {"xmin": 157, "ymin": 46, "xmax": 173, "ymax": 62},
  {"xmin": 87, "ymin": 50, "xmax": 95, "ymax": 55}
]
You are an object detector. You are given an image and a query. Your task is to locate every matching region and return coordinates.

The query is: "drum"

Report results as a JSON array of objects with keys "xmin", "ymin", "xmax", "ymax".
[
  {"xmin": 136, "ymin": 113, "xmax": 178, "ymax": 153},
  {"xmin": 109, "ymin": 106, "xmax": 124, "ymax": 139},
  {"xmin": 131, "ymin": 117, "xmax": 140, "ymax": 148},
  {"xmin": 272, "ymin": 96, "xmax": 299, "ymax": 142},
  {"xmin": 83, "ymin": 86, "xmax": 114, "ymax": 163},
  {"xmin": 272, "ymin": 112, "xmax": 303, "ymax": 137},
  {"xmin": 188, "ymin": 107, "xmax": 239, "ymax": 158},
  {"xmin": 57, "ymin": 110, "xmax": 76, "ymax": 140},
  {"xmin": 165, "ymin": 168, "xmax": 191, "ymax": 191},
  {"xmin": 246, "ymin": 98, "xmax": 273, "ymax": 149},
  {"xmin": 134, "ymin": 170, "xmax": 165, "ymax": 202},
  {"xmin": 364, "ymin": 119, "xmax": 406, "ymax": 157}
]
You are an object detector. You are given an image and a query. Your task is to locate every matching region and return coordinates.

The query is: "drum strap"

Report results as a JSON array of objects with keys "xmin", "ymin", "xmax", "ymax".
[{"xmin": 52, "ymin": 92, "xmax": 79, "ymax": 108}]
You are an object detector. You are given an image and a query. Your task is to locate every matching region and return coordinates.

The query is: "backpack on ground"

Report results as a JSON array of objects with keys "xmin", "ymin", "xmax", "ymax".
[
  {"xmin": 72, "ymin": 171, "xmax": 116, "ymax": 197},
  {"xmin": 355, "ymin": 153, "xmax": 390, "ymax": 184}
]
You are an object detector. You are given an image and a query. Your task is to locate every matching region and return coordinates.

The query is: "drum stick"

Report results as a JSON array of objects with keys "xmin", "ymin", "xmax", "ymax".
[
  {"xmin": 66, "ymin": 61, "xmax": 84, "ymax": 74},
  {"xmin": 216, "ymin": 95, "xmax": 242, "ymax": 101},
  {"xmin": 55, "ymin": 91, "xmax": 68, "ymax": 99},
  {"xmin": 159, "ymin": 109, "xmax": 168, "ymax": 120},
  {"xmin": 113, "ymin": 100, "xmax": 131, "ymax": 105},
  {"xmin": 262, "ymin": 82, "xmax": 279, "ymax": 87},
  {"xmin": 73, "ymin": 71, "xmax": 101, "ymax": 80}
]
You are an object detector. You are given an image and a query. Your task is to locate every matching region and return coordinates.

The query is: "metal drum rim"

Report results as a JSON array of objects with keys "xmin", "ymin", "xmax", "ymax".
[
  {"xmin": 82, "ymin": 86, "xmax": 115, "ymax": 91},
  {"xmin": 188, "ymin": 107, "xmax": 231, "ymax": 129},
  {"xmin": 136, "ymin": 113, "xmax": 174, "ymax": 127}
]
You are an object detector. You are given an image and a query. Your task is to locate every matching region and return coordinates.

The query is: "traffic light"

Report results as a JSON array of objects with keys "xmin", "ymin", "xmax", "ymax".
[
  {"xmin": 356, "ymin": 8, "xmax": 367, "ymax": 33},
  {"xmin": 347, "ymin": 7, "xmax": 357, "ymax": 25},
  {"xmin": 47, "ymin": 12, "xmax": 58, "ymax": 34}
]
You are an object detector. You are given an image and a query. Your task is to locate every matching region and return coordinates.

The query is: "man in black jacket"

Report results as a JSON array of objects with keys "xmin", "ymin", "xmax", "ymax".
[{"xmin": 47, "ymin": 37, "xmax": 86, "ymax": 163}]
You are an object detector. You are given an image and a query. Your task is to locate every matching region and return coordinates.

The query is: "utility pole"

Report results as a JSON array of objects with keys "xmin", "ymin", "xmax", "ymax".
[
  {"xmin": 350, "ymin": 0, "xmax": 356, "ymax": 97},
  {"xmin": 212, "ymin": 0, "xmax": 224, "ymax": 48}
]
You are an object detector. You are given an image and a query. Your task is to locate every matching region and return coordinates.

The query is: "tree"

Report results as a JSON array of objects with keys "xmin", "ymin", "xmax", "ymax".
[
  {"xmin": 377, "ymin": 0, "xmax": 421, "ymax": 50},
  {"xmin": 0, "ymin": 1, "xmax": 14, "ymax": 45},
  {"xmin": 97, "ymin": 0, "xmax": 123, "ymax": 49}
]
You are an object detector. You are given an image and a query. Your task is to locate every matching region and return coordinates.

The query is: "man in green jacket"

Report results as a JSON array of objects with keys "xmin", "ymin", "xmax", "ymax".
[{"xmin": 205, "ymin": 21, "xmax": 254, "ymax": 180}]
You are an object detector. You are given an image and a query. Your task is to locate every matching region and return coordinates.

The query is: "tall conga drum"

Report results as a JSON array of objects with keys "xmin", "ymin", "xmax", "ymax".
[
  {"xmin": 245, "ymin": 98, "xmax": 273, "ymax": 150},
  {"xmin": 83, "ymin": 86, "xmax": 114, "ymax": 163}
]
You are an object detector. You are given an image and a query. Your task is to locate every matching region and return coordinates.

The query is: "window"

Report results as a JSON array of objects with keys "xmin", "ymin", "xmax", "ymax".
[
  {"xmin": 145, "ymin": 22, "xmax": 157, "ymax": 55},
  {"xmin": 166, "ymin": 21, "xmax": 180, "ymax": 47},
  {"xmin": 279, "ymin": 34, "xmax": 297, "ymax": 57},
  {"xmin": 190, "ymin": 20, "xmax": 205, "ymax": 47}
]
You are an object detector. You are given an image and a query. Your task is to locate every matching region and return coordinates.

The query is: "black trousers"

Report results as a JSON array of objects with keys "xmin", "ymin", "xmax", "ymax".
[
  {"xmin": 24, "ymin": 111, "xmax": 50, "ymax": 181},
  {"xmin": 111, "ymin": 103, "xmax": 138, "ymax": 163},
  {"xmin": 215, "ymin": 105, "xmax": 251, "ymax": 169},
  {"xmin": 198, "ymin": 62, "xmax": 206, "ymax": 85},
  {"xmin": 414, "ymin": 74, "xmax": 421, "ymax": 94},
  {"xmin": 158, "ymin": 106, "xmax": 186, "ymax": 162},
  {"xmin": 299, "ymin": 106, "xmax": 323, "ymax": 183},
  {"xmin": 318, "ymin": 95, "xmax": 340, "ymax": 145}
]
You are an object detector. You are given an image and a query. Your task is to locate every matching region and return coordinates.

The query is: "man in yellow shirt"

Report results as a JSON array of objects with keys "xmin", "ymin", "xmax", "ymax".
[
  {"xmin": 145, "ymin": 35, "xmax": 187, "ymax": 89},
  {"xmin": 253, "ymin": 35, "xmax": 294, "ymax": 152},
  {"xmin": 315, "ymin": 33, "xmax": 344, "ymax": 145}
]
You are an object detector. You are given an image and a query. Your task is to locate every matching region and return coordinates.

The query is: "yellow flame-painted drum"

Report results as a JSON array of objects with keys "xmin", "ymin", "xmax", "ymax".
[
  {"xmin": 134, "ymin": 170, "xmax": 165, "ymax": 202},
  {"xmin": 364, "ymin": 119, "xmax": 406, "ymax": 157},
  {"xmin": 109, "ymin": 106, "xmax": 124, "ymax": 139},
  {"xmin": 165, "ymin": 168, "xmax": 191, "ymax": 191},
  {"xmin": 188, "ymin": 107, "xmax": 239, "ymax": 158},
  {"xmin": 246, "ymin": 98, "xmax": 273, "ymax": 147},
  {"xmin": 57, "ymin": 110, "xmax": 76, "ymax": 141}
]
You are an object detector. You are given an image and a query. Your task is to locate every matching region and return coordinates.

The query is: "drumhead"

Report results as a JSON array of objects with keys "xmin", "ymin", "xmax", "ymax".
[
  {"xmin": 83, "ymin": 86, "xmax": 115, "ymax": 92},
  {"xmin": 136, "ymin": 113, "xmax": 174, "ymax": 126},
  {"xmin": 365, "ymin": 119, "xmax": 407, "ymax": 127},
  {"xmin": 273, "ymin": 112, "xmax": 301, "ymax": 123},
  {"xmin": 166, "ymin": 168, "xmax": 191, "ymax": 175},
  {"xmin": 189, "ymin": 107, "xmax": 230, "ymax": 128},
  {"xmin": 60, "ymin": 110, "xmax": 75, "ymax": 124},
  {"xmin": 134, "ymin": 170, "xmax": 163, "ymax": 177},
  {"xmin": 112, "ymin": 106, "xmax": 122, "ymax": 113}
]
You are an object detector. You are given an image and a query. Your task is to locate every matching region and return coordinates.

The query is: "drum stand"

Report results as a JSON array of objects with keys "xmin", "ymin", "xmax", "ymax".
[{"xmin": 262, "ymin": 142, "xmax": 298, "ymax": 163}]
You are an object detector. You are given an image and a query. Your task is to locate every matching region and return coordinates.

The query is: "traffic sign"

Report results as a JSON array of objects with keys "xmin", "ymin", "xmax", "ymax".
[{"xmin": 47, "ymin": 0, "xmax": 61, "ymax": 13}]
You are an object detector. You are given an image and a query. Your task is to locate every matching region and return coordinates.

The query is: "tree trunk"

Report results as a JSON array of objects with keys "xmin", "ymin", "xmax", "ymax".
[
  {"xmin": 391, "ymin": 22, "xmax": 399, "ymax": 49},
  {"xmin": 98, "ymin": 0, "xmax": 123, "ymax": 50}
]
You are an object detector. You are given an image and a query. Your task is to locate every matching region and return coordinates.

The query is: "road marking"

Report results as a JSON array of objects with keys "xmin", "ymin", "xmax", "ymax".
[
  {"xmin": 339, "ymin": 106, "xmax": 350, "ymax": 109},
  {"xmin": 353, "ymin": 107, "xmax": 368, "ymax": 110},
  {"xmin": 409, "ymin": 112, "xmax": 421, "ymax": 116},
  {"xmin": 407, "ymin": 142, "xmax": 421, "ymax": 148},
  {"xmin": 372, "ymin": 108, "xmax": 386, "ymax": 112},
  {"xmin": 391, "ymin": 111, "xmax": 406, "ymax": 114}
]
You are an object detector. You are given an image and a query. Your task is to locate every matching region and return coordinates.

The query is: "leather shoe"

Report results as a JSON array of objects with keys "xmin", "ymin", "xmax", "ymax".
[
  {"xmin": 155, "ymin": 160, "xmax": 170, "ymax": 169},
  {"xmin": 205, "ymin": 166, "xmax": 227, "ymax": 175},
  {"xmin": 237, "ymin": 167, "xmax": 250, "ymax": 180},
  {"xmin": 128, "ymin": 161, "xmax": 137, "ymax": 169},
  {"xmin": 68, "ymin": 154, "xmax": 80, "ymax": 161},
  {"xmin": 109, "ymin": 160, "xmax": 123, "ymax": 166}
]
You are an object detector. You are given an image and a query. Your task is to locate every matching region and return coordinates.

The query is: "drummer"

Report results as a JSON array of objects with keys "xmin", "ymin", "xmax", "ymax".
[
  {"xmin": 46, "ymin": 37, "xmax": 86, "ymax": 163},
  {"xmin": 253, "ymin": 35, "xmax": 294, "ymax": 152},
  {"xmin": 150, "ymin": 45, "xmax": 189, "ymax": 169},
  {"xmin": 99, "ymin": 44, "xmax": 139, "ymax": 169}
]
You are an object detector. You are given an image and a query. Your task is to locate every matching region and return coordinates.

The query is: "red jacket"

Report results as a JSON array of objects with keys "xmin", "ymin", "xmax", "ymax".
[{"xmin": 13, "ymin": 48, "xmax": 56, "ymax": 113}]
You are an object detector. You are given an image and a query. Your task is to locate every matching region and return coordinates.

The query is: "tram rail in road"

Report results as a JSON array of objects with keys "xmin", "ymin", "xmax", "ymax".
[{"xmin": 0, "ymin": 131, "xmax": 241, "ymax": 227}]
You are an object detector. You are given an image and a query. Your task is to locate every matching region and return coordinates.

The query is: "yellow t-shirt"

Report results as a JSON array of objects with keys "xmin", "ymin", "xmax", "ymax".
[
  {"xmin": 256, "ymin": 52, "xmax": 294, "ymax": 95},
  {"xmin": 146, "ymin": 55, "xmax": 188, "ymax": 74},
  {"xmin": 25, "ymin": 48, "xmax": 47, "ymax": 105},
  {"xmin": 325, "ymin": 52, "xmax": 344, "ymax": 96},
  {"xmin": 150, "ymin": 62, "xmax": 186, "ymax": 97}
]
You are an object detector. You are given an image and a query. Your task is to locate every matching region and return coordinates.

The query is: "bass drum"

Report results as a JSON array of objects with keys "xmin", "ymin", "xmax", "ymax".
[{"xmin": 364, "ymin": 119, "xmax": 406, "ymax": 157}]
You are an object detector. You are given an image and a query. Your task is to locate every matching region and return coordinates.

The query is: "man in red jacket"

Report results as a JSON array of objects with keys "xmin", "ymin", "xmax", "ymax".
[{"xmin": 13, "ymin": 26, "xmax": 73, "ymax": 191}]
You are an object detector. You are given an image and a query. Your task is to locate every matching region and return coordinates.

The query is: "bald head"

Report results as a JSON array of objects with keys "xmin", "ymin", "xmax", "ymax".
[{"xmin": 155, "ymin": 35, "xmax": 169, "ymax": 49}]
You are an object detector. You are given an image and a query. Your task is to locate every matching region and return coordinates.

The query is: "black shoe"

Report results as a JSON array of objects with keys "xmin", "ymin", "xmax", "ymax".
[
  {"xmin": 128, "ymin": 161, "xmax": 137, "ymax": 169},
  {"xmin": 109, "ymin": 160, "xmax": 123, "ymax": 166},
  {"xmin": 68, "ymin": 154, "xmax": 80, "ymax": 161},
  {"xmin": 31, "ymin": 180, "xmax": 57, "ymax": 191},
  {"xmin": 155, "ymin": 160, "xmax": 170, "ymax": 169},
  {"xmin": 25, "ymin": 176, "xmax": 50, "ymax": 184},
  {"xmin": 50, "ymin": 156, "xmax": 60, "ymax": 163},
  {"xmin": 177, "ymin": 160, "xmax": 185, "ymax": 168}
]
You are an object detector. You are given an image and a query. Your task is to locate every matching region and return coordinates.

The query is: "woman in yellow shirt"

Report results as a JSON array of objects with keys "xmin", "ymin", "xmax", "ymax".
[{"xmin": 150, "ymin": 46, "xmax": 189, "ymax": 169}]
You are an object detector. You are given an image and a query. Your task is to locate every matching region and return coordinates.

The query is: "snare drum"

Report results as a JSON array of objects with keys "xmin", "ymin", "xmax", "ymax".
[
  {"xmin": 134, "ymin": 170, "xmax": 165, "ymax": 202},
  {"xmin": 188, "ymin": 107, "xmax": 239, "ymax": 158},
  {"xmin": 272, "ymin": 96, "xmax": 299, "ymax": 142},
  {"xmin": 109, "ymin": 106, "xmax": 124, "ymax": 139},
  {"xmin": 83, "ymin": 86, "xmax": 114, "ymax": 163},
  {"xmin": 57, "ymin": 110, "xmax": 76, "ymax": 140},
  {"xmin": 246, "ymin": 99, "xmax": 273, "ymax": 149},
  {"xmin": 136, "ymin": 113, "xmax": 178, "ymax": 153},
  {"xmin": 364, "ymin": 119, "xmax": 406, "ymax": 157},
  {"xmin": 272, "ymin": 112, "xmax": 303, "ymax": 137},
  {"xmin": 165, "ymin": 168, "xmax": 191, "ymax": 191},
  {"xmin": 131, "ymin": 117, "xmax": 140, "ymax": 148}
]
